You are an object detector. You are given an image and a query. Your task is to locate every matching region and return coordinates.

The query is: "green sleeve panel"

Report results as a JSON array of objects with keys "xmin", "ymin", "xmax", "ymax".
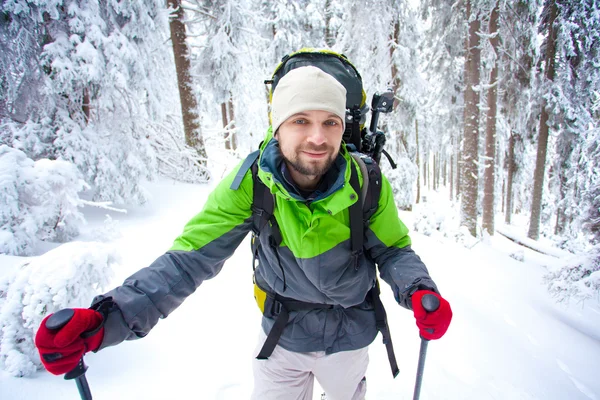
[
  {"xmin": 170, "ymin": 161, "xmax": 254, "ymax": 251},
  {"xmin": 368, "ymin": 173, "xmax": 412, "ymax": 249}
]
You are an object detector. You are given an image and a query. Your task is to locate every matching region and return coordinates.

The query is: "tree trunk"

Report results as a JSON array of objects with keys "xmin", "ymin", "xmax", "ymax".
[
  {"xmin": 443, "ymin": 155, "xmax": 447, "ymax": 187},
  {"xmin": 450, "ymin": 148, "xmax": 454, "ymax": 201},
  {"xmin": 82, "ymin": 88, "xmax": 90, "ymax": 124},
  {"xmin": 424, "ymin": 158, "xmax": 428, "ymax": 190},
  {"xmin": 482, "ymin": 4, "xmax": 500, "ymax": 236},
  {"xmin": 554, "ymin": 132, "xmax": 574, "ymax": 235},
  {"xmin": 416, "ymin": 119, "xmax": 421, "ymax": 204},
  {"xmin": 501, "ymin": 179, "xmax": 505, "ymax": 214},
  {"xmin": 528, "ymin": 0, "xmax": 558, "ymax": 240},
  {"xmin": 221, "ymin": 102, "xmax": 229, "ymax": 149},
  {"xmin": 167, "ymin": 0, "xmax": 207, "ymax": 166},
  {"xmin": 436, "ymin": 154, "xmax": 440, "ymax": 191},
  {"xmin": 325, "ymin": 0, "xmax": 335, "ymax": 47},
  {"xmin": 228, "ymin": 98, "xmax": 237, "ymax": 150},
  {"xmin": 433, "ymin": 154, "xmax": 438, "ymax": 191},
  {"xmin": 505, "ymin": 132, "xmax": 516, "ymax": 224},
  {"xmin": 457, "ymin": 136, "xmax": 462, "ymax": 199},
  {"xmin": 390, "ymin": 19, "xmax": 401, "ymax": 109},
  {"xmin": 461, "ymin": 0, "xmax": 482, "ymax": 237}
]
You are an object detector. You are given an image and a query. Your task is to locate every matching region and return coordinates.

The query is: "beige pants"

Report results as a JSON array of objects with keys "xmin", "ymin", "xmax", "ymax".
[{"xmin": 251, "ymin": 330, "xmax": 368, "ymax": 400}]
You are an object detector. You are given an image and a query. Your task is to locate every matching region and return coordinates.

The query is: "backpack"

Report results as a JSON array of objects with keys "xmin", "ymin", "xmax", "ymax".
[
  {"xmin": 230, "ymin": 49, "xmax": 399, "ymax": 378},
  {"xmin": 266, "ymin": 48, "xmax": 398, "ymax": 167}
]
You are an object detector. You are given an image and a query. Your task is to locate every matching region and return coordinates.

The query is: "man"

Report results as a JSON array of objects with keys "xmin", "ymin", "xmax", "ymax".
[{"xmin": 36, "ymin": 65, "xmax": 452, "ymax": 400}]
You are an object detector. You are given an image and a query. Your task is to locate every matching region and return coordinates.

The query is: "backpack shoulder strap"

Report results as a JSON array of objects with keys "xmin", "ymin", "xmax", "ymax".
[
  {"xmin": 230, "ymin": 150, "xmax": 260, "ymax": 190},
  {"xmin": 247, "ymin": 154, "xmax": 284, "ymax": 288},
  {"xmin": 250, "ymin": 158, "xmax": 277, "ymax": 237},
  {"xmin": 349, "ymin": 153, "xmax": 382, "ymax": 223},
  {"xmin": 349, "ymin": 153, "xmax": 397, "ymax": 377},
  {"xmin": 362, "ymin": 156, "xmax": 382, "ymax": 223},
  {"xmin": 348, "ymin": 153, "xmax": 382, "ymax": 268},
  {"xmin": 230, "ymin": 149, "xmax": 277, "ymax": 235}
]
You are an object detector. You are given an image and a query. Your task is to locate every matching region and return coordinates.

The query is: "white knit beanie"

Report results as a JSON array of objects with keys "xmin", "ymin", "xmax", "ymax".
[{"xmin": 271, "ymin": 66, "xmax": 347, "ymax": 134}]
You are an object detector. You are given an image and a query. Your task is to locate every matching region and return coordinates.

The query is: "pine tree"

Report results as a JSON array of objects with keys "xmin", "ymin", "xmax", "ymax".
[
  {"xmin": 550, "ymin": 0, "xmax": 600, "ymax": 240},
  {"xmin": 419, "ymin": 0, "xmax": 465, "ymax": 205},
  {"xmin": 167, "ymin": 0, "xmax": 209, "ymax": 171},
  {"xmin": 188, "ymin": 0, "xmax": 270, "ymax": 150},
  {"xmin": 528, "ymin": 0, "xmax": 599, "ymax": 241},
  {"xmin": 482, "ymin": 3, "xmax": 500, "ymax": 235},
  {"xmin": 462, "ymin": 0, "xmax": 482, "ymax": 237},
  {"xmin": 498, "ymin": 0, "xmax": 542, "ymax": 226},
  {"xmin": 528, "ymin": 0, "xmax": 558, "ymax": 240},
  {"xmin": 1, "ymin": 1, "xmax": 192, "ymax": 203}
]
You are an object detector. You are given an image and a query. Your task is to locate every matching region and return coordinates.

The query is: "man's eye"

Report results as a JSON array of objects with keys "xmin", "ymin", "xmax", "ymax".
[
  {"xmin": 324, "ymin": 120, "xmax": 339, "ymax": 126},
  {"xmin": 294, "ymin": 119, "xmax": 307, "ymax": 124}
]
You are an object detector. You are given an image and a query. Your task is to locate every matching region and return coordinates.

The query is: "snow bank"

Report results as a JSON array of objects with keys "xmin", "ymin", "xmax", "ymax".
[
  {"xmin": 411, "ymin": 194, "xmax": 479, "ymax": 248},
  {"xmin": 0, "ymin": 241, "xmax": 119, "ymax": 377},
  {"xmin": 544, "ymin": 246, "xmax": 600, "ymax": 305}
]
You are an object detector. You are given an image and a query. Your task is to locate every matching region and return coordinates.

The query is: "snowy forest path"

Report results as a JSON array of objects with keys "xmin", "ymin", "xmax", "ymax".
[{"xmin": 1, "ymin": 179, "xmax": 600, "ymax": 399}]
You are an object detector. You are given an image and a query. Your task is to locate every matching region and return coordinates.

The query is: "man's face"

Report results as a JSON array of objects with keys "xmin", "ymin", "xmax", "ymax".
[{"xmin": 275, "ymin": 110, "xmax": 344, "ymax": 180}]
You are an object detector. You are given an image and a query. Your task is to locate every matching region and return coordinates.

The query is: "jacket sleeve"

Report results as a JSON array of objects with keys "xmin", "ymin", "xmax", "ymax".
[
  {"xmin": 92, "ymin": 162, "xmax": 254, "ymax": 349},
  {"xmin": 364, "ymin": 174, "xmax": 438, "ymax": 310}
]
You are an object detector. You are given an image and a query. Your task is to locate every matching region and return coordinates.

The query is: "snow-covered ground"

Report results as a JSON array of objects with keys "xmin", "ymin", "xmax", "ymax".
[{"xmin": 1, "ymin": 177, "xmax": 599, "ymax": 399}]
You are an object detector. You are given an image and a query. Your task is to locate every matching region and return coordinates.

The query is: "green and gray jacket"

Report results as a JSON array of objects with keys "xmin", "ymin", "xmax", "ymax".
[{"xmin": 93, "ymin": 129, "xmax": 438, "ymax": 354}]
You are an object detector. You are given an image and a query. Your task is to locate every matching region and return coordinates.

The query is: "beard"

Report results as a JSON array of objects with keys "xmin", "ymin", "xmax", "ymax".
[{"xmin": 282, "ymin": 143, "xmax": 338, "ymax": 177}]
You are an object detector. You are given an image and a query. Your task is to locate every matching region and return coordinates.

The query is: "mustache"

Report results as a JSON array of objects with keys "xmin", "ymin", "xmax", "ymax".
[{"xmin": 300, "ymin": 144, "xmax": 330, "ymax": 152}]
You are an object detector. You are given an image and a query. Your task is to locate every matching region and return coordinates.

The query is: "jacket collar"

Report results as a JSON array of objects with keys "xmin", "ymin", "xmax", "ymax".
[
  {"xmin": 257, "ymin": 129, "xmax": 361, "ymax": 216},
  {"xmin": 259, "ymin": 138, "xmax": 347, "ymax": 202}
]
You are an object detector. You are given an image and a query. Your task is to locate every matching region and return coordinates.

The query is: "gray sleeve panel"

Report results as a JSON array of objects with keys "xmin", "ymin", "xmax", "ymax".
[
  {"xmin": 94, "ymin": 301, "xmax": 138, "ymax": 350},
  {"xmin": 365, "ymin": 230, "xmax": 438, "ymax": 310},
  {"xmin": 96, "ymin": 218, "xmax": 253, "ymax": 349}
]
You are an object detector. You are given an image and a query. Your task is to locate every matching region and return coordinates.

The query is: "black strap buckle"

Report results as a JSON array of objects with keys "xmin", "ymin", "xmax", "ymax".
[
  {"xmin": 272, "ymin": 300, "xmax": 282, "ymax": 316},
  {"xmin": 264, "ymin": 295, "xmax": 283, "ymax": 318},
  {"xmin": 251, "ymin": 206, "xmax": 265, "ymax": 216}
]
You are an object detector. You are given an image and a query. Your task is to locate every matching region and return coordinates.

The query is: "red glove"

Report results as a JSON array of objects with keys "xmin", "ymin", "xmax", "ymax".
[
  {"xmin": 35, "ymin": 309, "xmax": 105, "ymax": 375},
  {"xmin": 411, "ymin": 290, "xmax": 452, "ymax": 340}
]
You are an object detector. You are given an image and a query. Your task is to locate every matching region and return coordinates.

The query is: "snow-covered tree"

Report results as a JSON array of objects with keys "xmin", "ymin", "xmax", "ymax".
[
  {"xmin": 0, "ymin": 146, "xmax": 86, "ymax": 256},
  {"xmin": 499, "ymin": 0, "xmax": 542, "ymax": 225},
  {"xmin": 547, "ymin": 0, "xmax": 600, "ymax": 241},
  {"xmin": 0, "ymin": 241, "xmax": 118, "ymax": 377},
  {"xmin": 482, "ymin": 3, "xmax": 500, "ymax": 236},
  {"xmin": 419, "ymin": 0, "xmax": 465, "ymax": 203},
  {"xmin": 168, "ymin": 0, "xmax": 210, "ymax": 175},
  {"xmin": 187, "ymin": 0, "xmax": 269, "ymax": 152},
  {"xmin": 528, "ymin": 0, "xmax": 559, "ymax": 240},
  {"xmin": 0, "ymin": 1, "xmax": 200, "ymax": 203},
  {"xmin": 384, "ymin": 1, "xmax": 426, "ymax": 209},
  {"xmin": 461, "ymin": 0, "xmax": 483, "ymax": 237},
  {"xmin": 544, "ymin": 247, "xmax": 600, "ymax": 305}
]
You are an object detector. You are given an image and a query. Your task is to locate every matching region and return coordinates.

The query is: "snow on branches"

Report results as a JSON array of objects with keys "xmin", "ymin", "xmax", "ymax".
[
  {"xmin": 0, "ymin": 146, "xmax": 87, "ymax": 256},
  {"xmin": 544, "ymin": 246, "xmax": 600, "ymax": 306},
  {"xmin": 0, "ymin": 241, "xmax": 118, "ymax": 377}
]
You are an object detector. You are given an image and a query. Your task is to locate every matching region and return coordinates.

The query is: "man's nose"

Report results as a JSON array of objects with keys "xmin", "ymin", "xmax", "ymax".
[{"xmin": 306, "ymin": 124, "xmax": 327, "ymax": 146}]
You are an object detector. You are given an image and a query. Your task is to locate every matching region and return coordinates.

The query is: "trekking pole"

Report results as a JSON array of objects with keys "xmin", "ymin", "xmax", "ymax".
[
  {"xmin": 45, "ymin": 309, "xmax": 93, "ymax": 400},
  {"xmin": 412, "ymin": 294, "xmax": 440, "ymax": 400}
]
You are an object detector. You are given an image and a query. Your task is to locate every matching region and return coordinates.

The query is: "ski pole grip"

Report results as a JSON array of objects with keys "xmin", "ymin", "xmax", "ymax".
[
  {"xmin": 421, "ymin": 294, "xmax": 440, "ymax": 313},
  {"xmin": 46, "ymin": 308, "xmax": 75, "ymax": 330},
  {"xmin": 45, "ymin": 309, "xmax": 89, "ymax": 380},
  {"xmin": 45, "ymin": 309, "xmax": 94, "ymax": 400}
]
